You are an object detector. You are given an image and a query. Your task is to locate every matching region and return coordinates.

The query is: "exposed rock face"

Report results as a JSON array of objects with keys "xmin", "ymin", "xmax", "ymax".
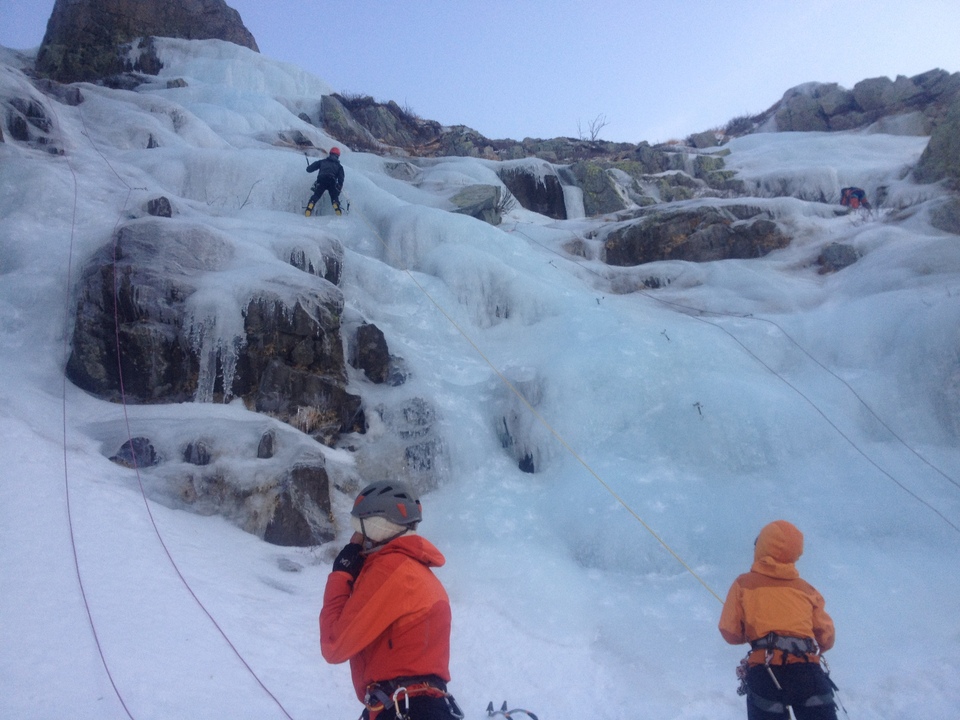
[
  {"xmin": 763, "ymin": 70, "xmax": 960, "ymax": 134},
  {"xmin": 570, "ymin": 161, "xmax": 627, "ymax": 216},
  {"xmin": 914, "ymin": 95, "xmax": 960, "ymax": 188},
  {"xmin": 817, "ymin": 243, "xmax": 860, "ymax": 273},
  {"xmin": 146, "ymin": 196, "xmax": 173, "ymax": 217},
  {"xmin": 486, "ymin": 149, "xmax": 741, "ymax": 220},
  {"xmin": 352, "ymin": 323, "xmax": 390, "ymax": 384},
  {"xmin": 324, "ymin": 95, "xmax": 440, "ymax": 152},
  {"xmin": 930, "ymin": 198, "xmax": 960, "ymax": 235},
  {"xmin": 1, "ymin": 76, "xmax": 73, "ymax": 153},
  {"xmin": 320, "ymin": 94, "xmax": 672, "ymax": 164},
  {"xmin": 110, "ymin": 437, "xmax": 158, "ymax": 468},
  {"xmin": 6, "ymin": 99, "xmax": 46, "ymax": 142},
  {"xmin": 262, "ymin": 462, "xmax": 335, "ymax": 546},
  {"xmin": 602, "ymin": 205, "xmax": 790, "ymax": 266},
  {"xmin": 234, "ymin": 297, "xmax": 363, "ymax": 446},
  {"xmin": 688, "ymin": 130, "xmax": 721, "ymax": 149},
  {"xmin": 318, "ymin": 95, "xmax": 391, "ymax": 154},
  {"xmin": 66, "ymin": 218, "xmax": 361, "ymax": 445},
  {"xmin": 449, "ymin": 184, "xmax": 502, "ymax": 225},
  {"xmin": 498, "ymin": 163, "xmax": 567, "ymax": 220},
  {"xmin": 318, "ymin": 94, "xmax": 503, "ymax": 159},
  {"xmin": 105, "ymin": 426, "xmax": 337, "ymax": 546},
  {"xmin": 36, "ymin": 0, "xmax": 259, "ymax": 82}
]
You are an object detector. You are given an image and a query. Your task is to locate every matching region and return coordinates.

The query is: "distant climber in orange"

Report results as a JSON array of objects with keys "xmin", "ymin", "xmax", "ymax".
[
  {"xmin": 840, "ymin": 186, "xmax": 871, "ymax": 210},
  {"xmin": 719, "ymin": 520, "xmax": 839, "ymax": 720}
]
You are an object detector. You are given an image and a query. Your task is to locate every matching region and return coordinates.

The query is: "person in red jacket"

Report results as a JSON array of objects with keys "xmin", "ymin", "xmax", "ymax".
[
  {"xmin": 320, "ymin": 481, "xmax": 462, "ymax": 720},
  {"xmin": 719, "ymin": 520, "xmax": 838, "ymax": 720}
]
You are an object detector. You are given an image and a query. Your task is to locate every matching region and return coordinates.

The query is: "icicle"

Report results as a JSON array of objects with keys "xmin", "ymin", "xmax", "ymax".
[{"xmin": 188, "ymin": 314, "xmax": 244, "ymax": 404}]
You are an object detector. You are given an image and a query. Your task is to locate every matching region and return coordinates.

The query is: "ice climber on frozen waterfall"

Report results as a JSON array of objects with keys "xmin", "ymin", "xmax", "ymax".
[{"xmin": 305, "ymin": 146, "xmax": 344, "ymax": 216}]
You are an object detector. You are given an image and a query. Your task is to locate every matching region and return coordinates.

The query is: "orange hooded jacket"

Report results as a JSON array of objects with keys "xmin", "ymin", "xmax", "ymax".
[
  {"xmin": 718, "ymin": 520, "xmax": 835, "ymax": 666},
  {"xmin": 320, "ymin": 534, "xmax": 451, "ymax": 702}
]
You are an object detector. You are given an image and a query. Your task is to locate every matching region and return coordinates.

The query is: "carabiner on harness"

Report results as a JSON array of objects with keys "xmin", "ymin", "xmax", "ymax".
[
  {"xmin": 486, "ymin": 700, "xmax": 539, "ymax": 720},
  {"xmin": 735, "ymin": 655, "xmax": 750, "ymax": 696},
  {"xmin": 392, "ymin": 686, "xmax": 411, "ymax": 720}
]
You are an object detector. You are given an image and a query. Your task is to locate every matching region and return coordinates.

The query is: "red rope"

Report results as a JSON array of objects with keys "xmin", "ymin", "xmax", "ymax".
[
  {"xmin": 57, "ymin": 103, "xmax": 138, "ymax": 719},
  {"xmin": 55, "ymin": 98, "xmax": 296, "ymax": 719}
]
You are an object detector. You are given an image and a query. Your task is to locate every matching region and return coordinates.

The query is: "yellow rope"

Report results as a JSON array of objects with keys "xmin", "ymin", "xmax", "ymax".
[{"xmin": 343, "ymin": 199, "xmax": 724, "ymax": 603}]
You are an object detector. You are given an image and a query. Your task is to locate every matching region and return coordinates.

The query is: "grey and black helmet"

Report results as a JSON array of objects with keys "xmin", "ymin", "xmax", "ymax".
[{"xmin": 351, "ymin": 480, "xmax": 422, "ymax": 527}]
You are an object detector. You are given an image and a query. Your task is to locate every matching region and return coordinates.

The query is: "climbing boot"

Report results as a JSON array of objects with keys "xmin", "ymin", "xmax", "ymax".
[
  {"xmin": 305, "ymin": 201, "xmax": 315, "ymax": 217},
  {"xmin": 333, "ymin": 201, "xmax": 342, "ymax": 216}
]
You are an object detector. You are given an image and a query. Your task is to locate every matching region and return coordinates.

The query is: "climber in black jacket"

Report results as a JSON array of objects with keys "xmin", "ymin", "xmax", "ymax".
[{"xmin": 306, "ymin": 147, "xmax": 344, "ymax": 216}]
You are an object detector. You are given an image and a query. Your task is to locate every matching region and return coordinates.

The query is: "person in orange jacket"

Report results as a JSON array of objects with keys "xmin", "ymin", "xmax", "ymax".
[
  {"xmin": 320, "ymin": 481, "xmax": 462, "ymax": 720},
  {"xmin": 719, "ymin": 520, "xmax": 839, "ymax": 720}
]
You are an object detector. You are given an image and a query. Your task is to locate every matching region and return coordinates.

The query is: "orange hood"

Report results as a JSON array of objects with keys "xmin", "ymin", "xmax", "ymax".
[{"xmin": 751, "ymin": 520, "xmax": 803, "ymax": 579}]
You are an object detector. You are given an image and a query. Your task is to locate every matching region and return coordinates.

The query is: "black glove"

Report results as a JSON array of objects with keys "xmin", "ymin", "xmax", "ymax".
[{"xmin": 332, "ymin": 542, "xmax": 365, "ymax": 580}]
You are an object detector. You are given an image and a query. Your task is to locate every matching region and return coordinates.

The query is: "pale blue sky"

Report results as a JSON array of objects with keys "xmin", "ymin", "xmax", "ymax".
[{"xmin": 3, "ymin": 0, "xmax": 960, "ymax": 143}]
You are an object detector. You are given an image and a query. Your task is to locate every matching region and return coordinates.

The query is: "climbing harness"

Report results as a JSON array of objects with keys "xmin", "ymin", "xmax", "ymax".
[
  {"xmin": 362, "ymin": 677, "xmax": 463, "ymax": 720},
  {"xmin": 736, "ymin": 634, "xmax": 843, "ymax": 719},
  {"xmin": 486, "ymin": 700, "xmax": 539, "ymax": 720},
  {"xmin": 750, "ymin": 633, "xmax": 818, "ymax": 655}
]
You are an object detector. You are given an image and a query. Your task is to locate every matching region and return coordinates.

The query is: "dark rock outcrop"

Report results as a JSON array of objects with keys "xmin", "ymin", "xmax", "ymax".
[
  {"xmin": 263, "ymin": 462, "xmax": 335, "ymax": 546},
  {"xmin": 66, "ymin": 218, "xmax": 361, "ymax": 446},
  {"xmin": 498, "ymin": 164, "xmax": 567, "ymax": 220},
  {"xmin": 492, "ymin": 150, "xmax": 740, "ymax": 220},
  {"xmin": 319, "ymin": 94, "xmax": 668, "ymax": 164},
  {"xmin": 183, "ymin": 440, "xmax": 212, "ymax": 465},
  {"xmin": 319, "ymin": 95, "xmax": 389, "ymax": 154},
  {"xmin": 257, "ymin": 430, "xmax": 276, "ymax": 459},
  {"xmin": 2, "ymin": 87, "xmax": 64, "ymax": 152},
  {"xmin": 602, "ymin": 205, "xmax": 790, "ymax": 266},
  {"xmin": 930, "ymin": 198, "xmax": 960, "ymax": 235},
  {"xmin": 138, "ymin": 430, "xmax": 337, "ymax": 547},
  {"xmin": 760, "ymin": 70, "xmax": 960, "ymax": 134},
  {"xmin": 146, "ymin": 196, "xmax": 173, "ymax": 217},
  {"xmin": 914, "ymin": 95, "xmax": 960, "ymax": 188},
  {"xmin": 352, "ymin": 323, "xmax": 390, "ymax": 384},
  {"xmin": 817, "ymin": 243, "xmax": 860, "ymax": 274},
  {"xmin": 450, "ymin": 184, "xmax": 502, "ymax": 225},
  {"xmin": 110, "ymin": 437, "xmax": 158, "ymax": 468},
  {"xmin": 36, "ymin": 0, "xmax": 259, "ymax": 83},
  {"xmin": 233, "ymin": 297, "xmax": 362, "ymax": 445},
  {"xmin": 570, "ymin": 161, "xmax": 627, "ymax": 216}
]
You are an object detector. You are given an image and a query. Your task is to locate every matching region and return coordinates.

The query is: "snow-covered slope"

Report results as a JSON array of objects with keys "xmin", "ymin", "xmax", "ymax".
[{"xmin": 2, "ymin": 38, "xmax": 959, "ymax": 719}]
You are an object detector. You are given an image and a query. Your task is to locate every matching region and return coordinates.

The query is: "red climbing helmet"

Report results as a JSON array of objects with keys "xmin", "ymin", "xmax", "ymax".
[{"xmin": 329, "ymin": 147, "xmax": 341, "ymax": 156}]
